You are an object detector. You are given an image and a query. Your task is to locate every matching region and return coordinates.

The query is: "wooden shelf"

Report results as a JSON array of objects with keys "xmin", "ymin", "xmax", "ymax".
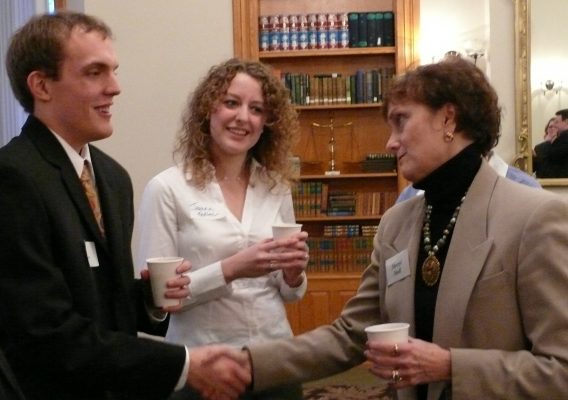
[
  {"xmin": 233, "ymin": 0, "xmax": 419, "ymax": 334},
  {"xmin": 297, "ymin": 215, "xmax": 382, "ymax": 223},
  {"xmin": 300, "ymin": 172, "xmax": 396, "ymax": 180},
  {"xmin": 260, "ymin": 47, "xmax": 395, "ymax": 59},
  {"xmin": 296, "ymin": 103, "xmax": 384, "ymax": 110}
]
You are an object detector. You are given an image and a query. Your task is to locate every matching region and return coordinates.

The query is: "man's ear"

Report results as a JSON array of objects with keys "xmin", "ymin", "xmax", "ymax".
[{"xmin": 26, "ymin": 70, "xmax": 51, "ymax": 102}]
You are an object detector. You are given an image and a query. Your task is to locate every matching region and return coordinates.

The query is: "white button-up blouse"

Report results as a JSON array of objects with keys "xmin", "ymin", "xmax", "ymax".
[{"xmin": 136, "ymin": 161, "xmax": 307, "ymax": 348}]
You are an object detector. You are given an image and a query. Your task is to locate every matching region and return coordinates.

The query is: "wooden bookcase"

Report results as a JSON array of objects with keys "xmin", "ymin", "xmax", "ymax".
[{"xmin": 233, "ymin": 0, "xmax": 419, "ymax": 334}]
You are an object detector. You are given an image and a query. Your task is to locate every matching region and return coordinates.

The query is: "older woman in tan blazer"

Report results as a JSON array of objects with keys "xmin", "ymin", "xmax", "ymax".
[{"xmin": 201, "ymin": 56, "xmax": 568, "ymax": 400}]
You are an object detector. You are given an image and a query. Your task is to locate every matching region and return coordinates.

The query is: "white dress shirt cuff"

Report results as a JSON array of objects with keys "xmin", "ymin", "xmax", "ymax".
[
  {"xmin": 278, "ymin": 270, "xmax": 307, "ymax": 300},
  {"xmin": 174, "ymin": 346, "xmax": 190, "ymax": 391}
]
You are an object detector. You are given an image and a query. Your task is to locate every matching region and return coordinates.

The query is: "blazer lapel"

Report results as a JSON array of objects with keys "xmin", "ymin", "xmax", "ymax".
[
  {"xmin": 383, "ymin": 197, "xmax": 425, "ymax": 335},
  {"xmin": 427, "ymin": 162, "xmax": 498, "ymax": 400}
]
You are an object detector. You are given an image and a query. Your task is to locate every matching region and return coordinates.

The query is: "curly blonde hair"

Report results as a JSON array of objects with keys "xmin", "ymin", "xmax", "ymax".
[{"xmin": 174, "ymin": 58, "xmax": 300, "ymax": 189}]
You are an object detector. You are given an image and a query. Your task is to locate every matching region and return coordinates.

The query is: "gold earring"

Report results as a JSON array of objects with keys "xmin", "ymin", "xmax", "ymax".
[{"xmin": 444, "ymin": 131, "xmax": 454, "ymax": 142}]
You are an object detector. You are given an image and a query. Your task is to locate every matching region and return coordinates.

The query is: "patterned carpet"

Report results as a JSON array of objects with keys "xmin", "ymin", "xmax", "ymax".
[
  {"xmin": 302, "ymin": 364, "xmax": 392, "ymax": 399},
  {"xmin": 303, "ymin": 384, "xmax": 391, "ymax": 399}
]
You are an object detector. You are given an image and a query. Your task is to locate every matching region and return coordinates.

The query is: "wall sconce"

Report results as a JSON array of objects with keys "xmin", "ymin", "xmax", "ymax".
[
  {"xmin": 542, "ymin": 80, "xmax": 562, "ymax": 95},
  {"xmin": 463, "ymin": 39, "xmax": 485, "ymax": 65},
  {"xmin": 444, "ymin": 50, "xmax": 461, "ymax": 58},
  {"xmin": 465, "ymin": 48, "xmax": 484, "ymax": 65}
]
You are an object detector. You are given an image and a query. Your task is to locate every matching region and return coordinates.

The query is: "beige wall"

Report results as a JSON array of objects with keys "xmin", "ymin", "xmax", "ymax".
[
  {"xmin": 83, "ymin": 0, "xmax": 233, "ymax": 258},
  {"xmin": 85, "ymin": 0, "xmax": 518, "ymax": 196},
  {"xmin": 80, "ymin": 1, "xmax": 555, "ymax": 256},
  {"xmin": 420, "ymin": 0, "xmax": 516, "ymax": 163}
]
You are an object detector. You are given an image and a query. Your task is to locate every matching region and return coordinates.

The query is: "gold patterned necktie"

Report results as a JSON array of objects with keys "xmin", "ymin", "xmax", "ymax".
[{"xmin": 80, "ymin": 160, "xmax": 105, "ymax": 236}]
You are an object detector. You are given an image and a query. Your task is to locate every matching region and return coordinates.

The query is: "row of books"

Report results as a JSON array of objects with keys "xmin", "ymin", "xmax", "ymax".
[
  {"xmin": 281, "ymin": 68, "xmax": 395, "ymax": 106},
  {"xmin": 292, "ymin": 181, "xmax": 397, "ymax": 218},
  {"xmin": 348, "ymin": 12, "xmax": 395, "ymax": 47},
  {"xmin": 306, "ymin": 236, "xmax": 374, "ymax": 273},
  {"xmin": 258, "ymin": 11, "xmax": 395, "ymax": 51},
  {"xmin": 323, "ymin": 224, "xmax": 379, "ymax": 237}
]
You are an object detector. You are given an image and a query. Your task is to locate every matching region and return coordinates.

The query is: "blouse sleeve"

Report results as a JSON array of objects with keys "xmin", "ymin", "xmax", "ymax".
[{"xmin": 136, "ymin": 173, "xmax": 232, "ymax": 310}]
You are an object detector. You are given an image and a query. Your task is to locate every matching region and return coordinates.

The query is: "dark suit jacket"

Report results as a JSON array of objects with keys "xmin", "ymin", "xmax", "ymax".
[
  {"xmin": 533, "ymin": 129, "xmax": 568, "ymax": 178},
  {"xmin": 0, "ymin": 350, "xmax": 25, "ymax": 400},
  {"xmin": 0, "ymin": 116, "xmax": 185, "ymax": 400}
]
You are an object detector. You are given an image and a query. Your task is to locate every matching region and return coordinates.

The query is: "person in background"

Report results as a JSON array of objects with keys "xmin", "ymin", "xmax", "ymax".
[
  {"xmin": 136, "ymin": 58, "xmax": 309, "ymax": 400},
  {"xmin": 0, "ymin": 12, "xmax": 249, "ymax": 400},
  {"xmin": 397, "ymin": 149, "xmax": 541, "ymax": 202},
  {"xmin": 533, "ymin": 117, "xmax": 556, "ymax": 177},
  {"xmin": 212, "ymin": 56, "xmax": 568, "ymax": 400},
  {"xmin": 533, "ymin": 112, "xmax": 568, "ymax": 178}
]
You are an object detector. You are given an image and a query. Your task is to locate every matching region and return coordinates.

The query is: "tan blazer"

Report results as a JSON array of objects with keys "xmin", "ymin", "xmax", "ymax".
[{"xmin": 249, "ymin": 162, "xmax": 568, "ymax": 399}]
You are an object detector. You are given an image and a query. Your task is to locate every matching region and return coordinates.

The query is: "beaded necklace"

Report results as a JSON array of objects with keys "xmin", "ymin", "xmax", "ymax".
[{"xmin": 421, "ymin": 194, "xmax": 466, "ymax": 286}]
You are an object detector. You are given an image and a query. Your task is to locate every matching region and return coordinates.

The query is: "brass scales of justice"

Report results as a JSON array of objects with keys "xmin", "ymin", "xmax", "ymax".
[{"xmin": 311, "ymin": 117, "xmax": 355, "ymax": 176}]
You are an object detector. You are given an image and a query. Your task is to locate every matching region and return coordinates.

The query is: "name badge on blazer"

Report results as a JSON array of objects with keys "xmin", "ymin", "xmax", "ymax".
[
  {"xmin": 84, "ymin": 241, "xmax": 99, "ymax": 267},
  {"xmin": 385, "ymin": 249, "xmax": 410, "ymax": 286}
]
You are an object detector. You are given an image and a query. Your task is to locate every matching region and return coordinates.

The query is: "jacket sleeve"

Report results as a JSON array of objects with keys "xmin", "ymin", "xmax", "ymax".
[
  {"xmin": 0, "ymin": 163, "xmax": 186, "ymax": 399},
  {"xmin": 248, "ymin": 257, "xmax": 382, "ymax": 391}
]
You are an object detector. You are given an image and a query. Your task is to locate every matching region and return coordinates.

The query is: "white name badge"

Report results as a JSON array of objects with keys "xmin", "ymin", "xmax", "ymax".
[
  {"xmin": 84, "ymin": 241, "xmax": 99, "ymax": 267},
  {"xmin": 385, "ymin": 249, "xmax": 411, "ymax": 286},
  {"xmin": 189, "ymin": 202, "xmax": 223, "ymax": 219}
]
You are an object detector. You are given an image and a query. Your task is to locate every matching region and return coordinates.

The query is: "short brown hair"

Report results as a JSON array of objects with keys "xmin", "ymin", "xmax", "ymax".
[
  {"xmin": 383, "ymin": 57, "xmax": 501, "ymax": 156},
  {"xmin": 6, "ymin": 11, "xmax": 113, "ymax": 113}
]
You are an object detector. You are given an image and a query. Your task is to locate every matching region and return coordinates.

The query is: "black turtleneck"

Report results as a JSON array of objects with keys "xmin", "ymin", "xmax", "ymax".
[{"xmin": 412, "ymin": 144, "xmax": 482, "ymax": 400}]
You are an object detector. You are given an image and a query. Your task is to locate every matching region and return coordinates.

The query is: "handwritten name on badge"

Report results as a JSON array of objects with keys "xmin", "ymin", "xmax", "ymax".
[
  {"xmin": 386, "ymin": 249, "xmax": 410, "ymax": 286},
  {"xmin": 189, "ymin": 202, "xmax": 222, "ymax": 219}
]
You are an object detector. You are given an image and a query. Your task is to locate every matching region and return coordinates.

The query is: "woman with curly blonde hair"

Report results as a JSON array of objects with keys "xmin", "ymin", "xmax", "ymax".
[
  {"xmin": 136, "ymin": 58, "xmax": 309, "ymax": 400},
  {"xmin": 175, "ymin": 58, "xmax": 300, "ymax": 189}
]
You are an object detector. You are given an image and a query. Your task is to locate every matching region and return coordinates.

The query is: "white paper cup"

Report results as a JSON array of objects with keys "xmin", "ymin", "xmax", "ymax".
[
  {"xmin": 146, "ymin": 257, "xmax": 184, "ymax": 308},
  {"xmin": 272, "ymin": 223, "xmax": 302, "ymax": 240},
  {"xmin": 364, "ymin": 322, "xmax": 409, "ymax": 344}
]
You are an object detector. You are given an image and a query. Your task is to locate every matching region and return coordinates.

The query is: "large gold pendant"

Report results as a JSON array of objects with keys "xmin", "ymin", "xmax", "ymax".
[{"xmin": 421, "ymin": 255, "xmax": 441, "ymax": 287}]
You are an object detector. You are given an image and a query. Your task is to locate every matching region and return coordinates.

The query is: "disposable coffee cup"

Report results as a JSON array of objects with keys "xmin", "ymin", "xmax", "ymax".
[
  {"xmin": 364, "ymin": 322, "xmax": 409, "ymax": 344},
  {"xmin": 146, "ymin": 257, "xmax": 184, "ymax": 308},
  {"xmin": 272, "ymin": 223, "xmax": 302, "ymax": 240}
]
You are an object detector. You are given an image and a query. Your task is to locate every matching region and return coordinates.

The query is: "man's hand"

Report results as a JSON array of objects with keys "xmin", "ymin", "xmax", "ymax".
[{"xmin": 187, "ymin": 345, "xmax": 251, "ymax": 400}]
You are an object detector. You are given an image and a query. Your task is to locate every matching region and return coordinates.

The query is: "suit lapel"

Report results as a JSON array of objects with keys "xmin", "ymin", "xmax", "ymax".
[
  {"xmin": 433, "ymin": 162, "xmax": 497, "ymax": 347},
  {"xmin": 90, "ymin": 149, "xmax": 137, "ymax": 332},
  {"xmin": 23, "ymin": 117, "xmax": 108, "ymax": 249}
]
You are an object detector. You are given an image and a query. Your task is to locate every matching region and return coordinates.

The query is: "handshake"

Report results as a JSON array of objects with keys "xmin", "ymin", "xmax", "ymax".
[{"xmin": 187, "ymin": 346, "xmax": 252, "ymax": 400}]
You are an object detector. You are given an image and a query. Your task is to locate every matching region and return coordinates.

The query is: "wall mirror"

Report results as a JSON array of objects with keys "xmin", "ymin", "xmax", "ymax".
[{"xmin": 515, "ymin": 0, "xmax": 568, "ymax": 186}]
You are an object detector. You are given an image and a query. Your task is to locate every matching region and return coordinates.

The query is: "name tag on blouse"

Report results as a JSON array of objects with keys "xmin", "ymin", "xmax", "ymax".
[
  {"xmin": 385, "ymin": 249, "xmax": 410, "ymax": 286},
  {"xmin": 189, "ymin": 202, "xmax": 224, "ymax": 219}
]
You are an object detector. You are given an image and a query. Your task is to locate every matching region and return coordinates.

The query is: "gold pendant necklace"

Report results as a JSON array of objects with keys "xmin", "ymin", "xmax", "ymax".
[
  {"xmin": 421, "ymin": 254, "xmax": 441, "ymax": 286},
  {"xmin": 421, "ymin": 194, "xmax": 466, "ymax": 287}
]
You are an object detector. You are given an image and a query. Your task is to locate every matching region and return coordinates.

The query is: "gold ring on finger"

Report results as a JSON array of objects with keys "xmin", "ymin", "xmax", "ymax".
[
  {"xmin": 392, "ymin": 343, "xmax": 399, "ymax": 356},
  {"xmin": 391, "ymin": 369, "xmax": 402, "ymax": 383}
]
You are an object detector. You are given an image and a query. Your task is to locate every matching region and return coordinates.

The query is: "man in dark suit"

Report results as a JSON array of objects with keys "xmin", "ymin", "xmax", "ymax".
[
  {"xmin": 534, "ymin": 109, "xmax": 568, "ymax": 178},
  {"xmin": 0, "ymin": 11, "xmax": 248, "ymax": 400}
]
